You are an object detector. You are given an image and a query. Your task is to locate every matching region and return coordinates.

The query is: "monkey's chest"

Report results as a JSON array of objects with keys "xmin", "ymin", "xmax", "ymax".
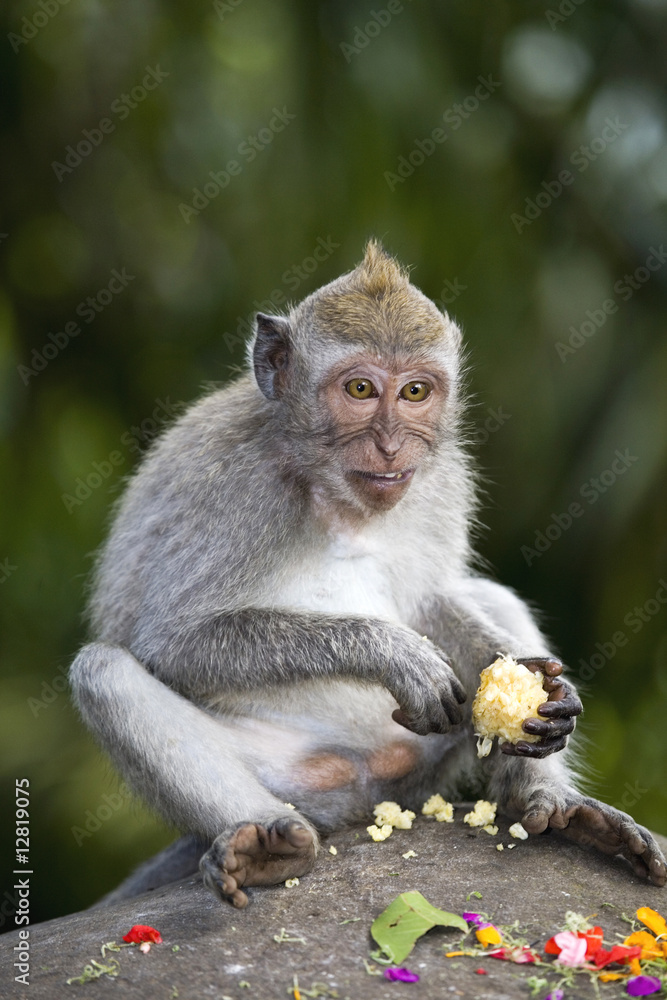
[{"xmin": 277, "ymin": 541, "xmax": 400, "ymax": 619}]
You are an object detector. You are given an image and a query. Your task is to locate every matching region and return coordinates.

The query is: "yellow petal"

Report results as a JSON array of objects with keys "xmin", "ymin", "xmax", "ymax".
[
  {"xmin": 623, "ymin": 930, "xmax": 663, "ymax": 959},
  {"xmin": 598, "ymin": 972, "xmax": 627, "ymax": 982},
  {"xmin": 476, "ymin": 926, "xmax": 502, "ymax": 946},
  {"xmin": 637, "ymin": 906, "xmax": 667, "ymax": 939},
  {"xmin": 445, "ymin": 951, "xmax": 465, "ymax": 957}
]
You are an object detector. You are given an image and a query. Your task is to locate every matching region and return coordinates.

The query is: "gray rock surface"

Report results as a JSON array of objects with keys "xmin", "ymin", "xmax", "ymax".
[{"xmin": 1, "ymin": 811, "xmax": 665, "ymax": 1000}]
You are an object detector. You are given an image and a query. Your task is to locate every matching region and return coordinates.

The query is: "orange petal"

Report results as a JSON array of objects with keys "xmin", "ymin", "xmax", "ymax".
[
  {"xmin": 637, "ymin": 907, "xmax": 667, "ymax": 939},
  {"xmin": 445, "ymin": 952, "xmax": 465, "ymax": 958},
  {"xmin": 476, "ymin": 926, "xmax": 502, "ymax": 946},
  {"xmin": 623, "ymin": 930, "xmax": 664, "ymax": 959},
  {"xmin": 598, "ymin": 972, "xmax": 627, "ymax": 982},
  {"xmin": 628, "ymin": 957, "xmax": 642, "ymax": 976}
]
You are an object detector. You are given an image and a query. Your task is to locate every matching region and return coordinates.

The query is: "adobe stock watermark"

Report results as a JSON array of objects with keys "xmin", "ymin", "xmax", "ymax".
[
  {"xmin": 27, "ymin": 664, "xmax": 69, "ymax": 717},
  {"xmin": 521, "ymin": 448, "xmax": 638, "ymax": 566},
  {"xmin": 213, "ymin": 0, "xmax": 243, "ymax": 21},
  {"xmin": 433, "ymin": 277, "xmax": 467, "ymax": 310},
  {"xmin": 51, "ymin": 66, "xmax": 169, "ymax": 182},
  {"xmin": 511, "ymin": 118, "xmax": 630, "ymax": 234},
  {"xmin": 545, "ymin": 0, "xmax": 586, "ymax": 30},
  {"xmin": 577, "ymin": 579, "xmax": 667, "ymax": 682},
  {"xmin": 555, "ymin": 245, "xmax": 667, "ymax": 362},
  {"xmin": 61, "ymin": 397, "xmax": 183, "ymax": 514},
  {"xmin": 471, "ymin": 405, "xmax": 511, "ymax": 447},
  {"xmin": 71, "ymin": 783, "xmax": 132, "ymax": 846},
  {"xmin": 0, "ymin": 558, "xmax": 17, "ymax": 584},
  {"xmin": 384, "ymin": 76, "xmax": 501, "ymax": 191},
  {"xmin": 340, "ymin": 0, "xmax": 413, "ymax": 63},
  {"xmin": 179, "ymin": 106, "xmax": 295, "ymax": 224},
  {"xmin": 220, "ymin": 236, "xmax": 341, "ymax": 354},
  {"xmin": 17, "ymin": 268, "xmax": 135, "ymax": 385},
  {"xmin": 7, "ymin": 0, "xmax": 69, "ymax": 54}
]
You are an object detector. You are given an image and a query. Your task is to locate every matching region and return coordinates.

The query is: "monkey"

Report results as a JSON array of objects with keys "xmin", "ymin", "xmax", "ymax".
[{"xmin": 70, "ymin": 241, "xmax": 666, "ymax": 909}]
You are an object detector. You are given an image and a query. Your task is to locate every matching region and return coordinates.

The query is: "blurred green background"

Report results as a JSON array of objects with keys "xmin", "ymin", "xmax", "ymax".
[{"xmin": 1, "ymin": 0, "xmax": 666, "ymax": 930}]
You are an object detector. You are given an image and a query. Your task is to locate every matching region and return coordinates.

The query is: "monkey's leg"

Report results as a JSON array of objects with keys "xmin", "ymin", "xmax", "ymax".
[
  {"xmin": 70, "ymin": 643, "xmax": 319, "ymax": 907},
  {"xmin": 489, "ymin": 754, "xmax": 667, "ymax": 886}
]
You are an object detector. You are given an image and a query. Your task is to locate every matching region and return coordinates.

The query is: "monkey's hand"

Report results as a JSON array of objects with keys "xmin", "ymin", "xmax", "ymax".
[
  {"xmin": 500, "ymin": 656, "xmax": 582, "ymax": 759},
  {"xmin": 521, "ymin": 788, "xmax": 667, "ymax": 886},
  {"xmin": 386, "ymin": 630, "xmax": 467, "ymax": 736}
]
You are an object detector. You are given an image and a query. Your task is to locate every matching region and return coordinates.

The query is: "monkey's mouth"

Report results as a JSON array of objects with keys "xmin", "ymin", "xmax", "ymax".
[{"xmin": 351, "ymin": 469, "xmax": 414, "ymax": 487}]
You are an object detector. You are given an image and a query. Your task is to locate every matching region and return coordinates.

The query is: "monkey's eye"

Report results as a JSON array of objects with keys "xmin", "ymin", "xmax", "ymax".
[
  {"xmin": 345, "ymin": 378, "xmax": 376, "ymax": 399},
  {"xmin": 400, "ymin": 381, "xmax": 431, "ymax": 402}
]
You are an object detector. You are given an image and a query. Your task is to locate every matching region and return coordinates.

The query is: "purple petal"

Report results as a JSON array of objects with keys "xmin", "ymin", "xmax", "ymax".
[
  {"xmin": 626, "ymin": 976, "xmax": 662, "ymax": 997},
  {"xmin": 462, "ymin": 912, "xmax": 489, "ymax": 928},
  {"xmin": 384, "ymin": 967, "xmax": 420, "ymax": 982},
  {"xmin": 544, "ymin": 991, "xmax": 564, "ymax": 1000}
]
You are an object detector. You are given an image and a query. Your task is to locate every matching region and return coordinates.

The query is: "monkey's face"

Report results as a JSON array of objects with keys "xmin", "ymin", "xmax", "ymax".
[{"xmin": 318, "ymin": 353, "xmax": 448, "ymax": 513}]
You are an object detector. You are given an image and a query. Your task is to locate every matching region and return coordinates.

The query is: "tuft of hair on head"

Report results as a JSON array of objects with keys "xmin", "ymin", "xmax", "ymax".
[{"xmin": 351, "ymin": 239, "xmax": 411, "ymax": 299}]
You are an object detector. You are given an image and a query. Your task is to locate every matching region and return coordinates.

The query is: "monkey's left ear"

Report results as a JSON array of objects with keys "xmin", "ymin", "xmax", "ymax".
[{"xmin": 253, "ymin": 314, "xmax": 292, "ymax": 400}]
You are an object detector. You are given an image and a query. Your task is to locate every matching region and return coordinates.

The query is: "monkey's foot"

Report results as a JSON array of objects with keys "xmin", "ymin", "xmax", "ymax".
[
  {"xmin": 200, "ymin": 817, "xmax": 317, "ymax": 908},
  {"xmin": 522, "ymin": 792, "xmax": 667, "ymax": 886}
]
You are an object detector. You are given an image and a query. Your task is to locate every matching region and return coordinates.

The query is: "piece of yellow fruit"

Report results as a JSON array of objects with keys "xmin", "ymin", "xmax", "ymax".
[
  {"xmin": 463, "ymin": 800, "xmax": 497, "ymax": 827},
  {"xmin": 422, "ymin": 794, "xmax": 454, "ymax": 823},
  {"xmin": 472, "ymin": 655, "xmax": 546, "ymax": 757}
]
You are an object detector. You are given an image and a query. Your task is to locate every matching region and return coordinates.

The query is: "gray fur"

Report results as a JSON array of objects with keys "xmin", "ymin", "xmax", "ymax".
[{"xmin": 70, "ymin": 244, "xmax": 666, "ymax": 904}]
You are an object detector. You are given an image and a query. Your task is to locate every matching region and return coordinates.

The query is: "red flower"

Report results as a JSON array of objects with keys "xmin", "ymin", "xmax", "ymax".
[
  {"xmin": 122, "ymin": 924, "xmax": 163, "ymax": 944},
  {"xmin": 593, "ymin": 945, "xmax": 641, "ymax": 968},
  {"xmin": 580, "ymin": 926, "xmax": 604, "ymax": 957}
]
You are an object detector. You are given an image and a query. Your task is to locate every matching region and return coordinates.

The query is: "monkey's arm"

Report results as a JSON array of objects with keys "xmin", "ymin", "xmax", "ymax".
[
  {"xmin": 136, "ymin": 607, "xmax": 466, "ymax": 736},
  {"xmin": 410, "ymin": 583, "xmax": 582, "ymax": 757}
]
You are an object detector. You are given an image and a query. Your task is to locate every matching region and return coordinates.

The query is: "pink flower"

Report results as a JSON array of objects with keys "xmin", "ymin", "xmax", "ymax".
[
  {"xmin": 626, "ymin": 977, "xmax": 662, "ymax": 997},
  {"xmin": 384, "ymin": 967, "xmax": 419, "ymax": 983},
  {"xmin": 553, "ymin": 931, "xmax": 587, "ymax": 966}
]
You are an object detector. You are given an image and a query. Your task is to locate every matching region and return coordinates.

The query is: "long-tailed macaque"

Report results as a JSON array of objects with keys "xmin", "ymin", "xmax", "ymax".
[{"xmin": 70, "ymin": 241, "xmax": 666, "ymax": 908}]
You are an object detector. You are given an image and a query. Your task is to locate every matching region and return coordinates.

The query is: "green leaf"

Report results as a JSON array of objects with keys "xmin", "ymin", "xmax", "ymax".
[{"xmin": 370, "ymin": 892, "xmax": 468, "ymax": 964}]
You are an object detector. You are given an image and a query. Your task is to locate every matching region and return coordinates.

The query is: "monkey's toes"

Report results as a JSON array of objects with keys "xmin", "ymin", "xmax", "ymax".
[{"xmin": 262, "ymin": 817, "xmax": 315, "ymax": 854}]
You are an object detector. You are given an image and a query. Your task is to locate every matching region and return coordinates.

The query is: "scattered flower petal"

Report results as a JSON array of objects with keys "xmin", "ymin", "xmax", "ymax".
[
  {"xmin": 488, "ymin": 945, "xmax": 537, "ymax": 964},
  {"xmin": 139, "ymin": 942, "xmax": 151, "ymax": 954},
  {"xmin": 544, "ymin": 991, "xmax": 564, "ymax": 1000},
  {"xmin": 579, "ymin": 925, "xmax": 604, "ymax": 957},
  {"xmin": 637, "ymin": 908, "xmax": 667, "ymax": 940},
  {"xmin": 122, "ymin": 925, "xmax": 163, "ymax": 945},
  {"xmin": 462, "ymin": 912, "xmax": 489, "ymax": 929},
  {"xmin": 599, "ymin": 972, "xmax": 627, "ymax": 982},
  {"xmin": 594, "ymin": 945, "xmax": 642, "ymax": 968},
  {"xmin": 474, "ymin": 968, "xmax": 488, "ymax": 975},
  {"xmin": 626, "ymin": 975, "xmax": 662, "ymax": 996},
  {"xmin": 553, "ymin": 931, "xmax": 587, "ymax": 966},
  {"xmin": 624, "ymin": 931, "xmax": 664, "ymax": 960},
  {"xmin": 476, "ymin": 925, "xmax": 502, "ymax": 946},
  {"xmin": 384, "ymin": 967, "xmax": 419, "ymax": 982}
]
